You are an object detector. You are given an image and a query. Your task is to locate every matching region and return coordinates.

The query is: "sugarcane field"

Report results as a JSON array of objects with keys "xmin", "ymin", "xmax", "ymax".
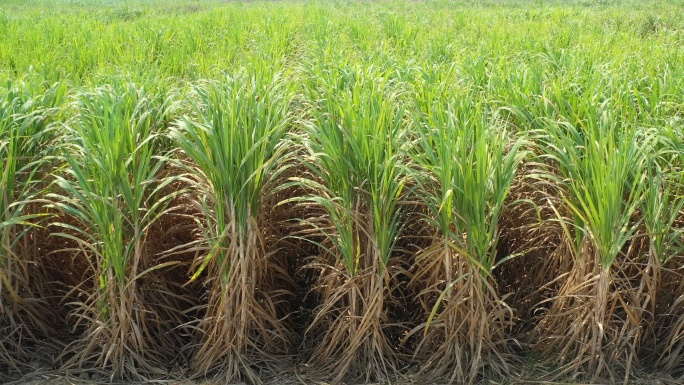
[{"xmin": 1, "ymin": 0, "xmax": 683, "ymax": 384}]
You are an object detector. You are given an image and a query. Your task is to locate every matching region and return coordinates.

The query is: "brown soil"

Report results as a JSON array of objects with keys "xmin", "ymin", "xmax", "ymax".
[{"xmin": 7, "ymin": 372, "xmax": 681, "ymax": 385}]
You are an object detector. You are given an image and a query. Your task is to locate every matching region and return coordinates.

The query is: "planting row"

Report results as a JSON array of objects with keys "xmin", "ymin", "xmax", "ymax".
[{"xmin": 1, "ymin": 62, "xmax": 683, "ymax": 384}]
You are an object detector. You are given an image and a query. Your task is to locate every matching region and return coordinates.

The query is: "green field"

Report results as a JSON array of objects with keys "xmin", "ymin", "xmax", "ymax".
[{"xmin": 1, "ymin": 0, "xmax": 684, "ymax": 384}]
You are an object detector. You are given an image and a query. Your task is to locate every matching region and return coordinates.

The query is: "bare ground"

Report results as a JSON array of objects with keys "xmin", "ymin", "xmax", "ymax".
[
  {"xmin": 4, "ymin": 355, "xmax": 681, "ymax": 385},
  {"xmin": 6, "ymin": 371, "xmax": 682, "ymax": 385}
]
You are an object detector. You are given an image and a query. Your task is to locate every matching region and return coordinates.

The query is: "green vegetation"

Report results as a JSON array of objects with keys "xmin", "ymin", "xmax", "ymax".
[
  {"xmin": 294, "ymin": 66, "xmax": 409, "ymax": 382},
  {"xmin": 0, "ymin": 0, "xmax": 683, "ymax": 384},
  {"xmin": 170, "ymin": 71, "xmax": 293, "ymax": 382}
]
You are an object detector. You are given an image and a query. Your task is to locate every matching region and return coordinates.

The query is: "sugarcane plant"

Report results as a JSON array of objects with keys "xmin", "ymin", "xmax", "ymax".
[
  {"xmin": 169, "ymin": 69, "xmax": 293, "ymax": 384},
  {"xmin": 48, "ymin": 83, "xmax": 177, "ymax": 379},
  {"xmin": 0, "ymin": 80, "xmax": 64, "ymax": 379},
  {"xmin": 529, "ymin": 94, "xmax": 653, "ymax": 382},
  {"xmin": 407, "ymin": 93, "xmax": 526, "ymax": 385},
  {"xmin": 291, "ymin": 66, "xmax": 409, "ymax": 383},
  {"xmin": 648, "ymin": 122, "xmax": 684, "ymax": 376}
]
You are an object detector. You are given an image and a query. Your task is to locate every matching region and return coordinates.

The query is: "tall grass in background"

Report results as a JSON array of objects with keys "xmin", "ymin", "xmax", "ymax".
[
  {"xmin": 293, "ymin": 66, "xmax": 409, "ymax": 383},
  {"xmin": 0, "ymin": 80, "xmax": 64, "ymax": 379},
  {"xmin": 48, "ymin": 83, "xmax": 177, "ymax": 379},
  {"xmin": 169, "ymin": 70, "xmax": 293, "ymax": 384}
]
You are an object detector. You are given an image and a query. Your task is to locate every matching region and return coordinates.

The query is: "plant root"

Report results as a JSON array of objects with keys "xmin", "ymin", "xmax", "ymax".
[
  {"xmin": 302, "ymin": 261, "xmax": 404, "ymax": 385},
  {"xmin": 189, "ymin": 220, "xmax": 292, "ymax": 385},
  {"xmin": 408, "ymin": 241, "xmax": 515, "ymax": 385}
]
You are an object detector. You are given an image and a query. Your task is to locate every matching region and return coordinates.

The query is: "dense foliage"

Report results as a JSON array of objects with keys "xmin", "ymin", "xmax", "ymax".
[{"xmin": 1, "ymin": 0, "xmax": 683, "ymax": 383}]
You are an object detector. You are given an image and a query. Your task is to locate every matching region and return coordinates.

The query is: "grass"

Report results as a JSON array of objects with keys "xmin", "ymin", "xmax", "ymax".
[
  {"xmin": 0, "ymin": 79, "xmax": 64, "ymax": 376},
  {"xmin": 0, "ymin": 0, "xmax": 683, "ymax": 384},
  {"xmin": 169, "ymin": 69, "xmax": 293, "ymax": 383},
  {"xmin": 48, "ymin": 82, "xmax": 177, "ymax": 379},
  {"xmin": 292, "ymin": 65, "xmax": 409, "ymax": 382},
  {"xmin": 407, "ymin": 93, "xmax": 526, "ymax": 384}
]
